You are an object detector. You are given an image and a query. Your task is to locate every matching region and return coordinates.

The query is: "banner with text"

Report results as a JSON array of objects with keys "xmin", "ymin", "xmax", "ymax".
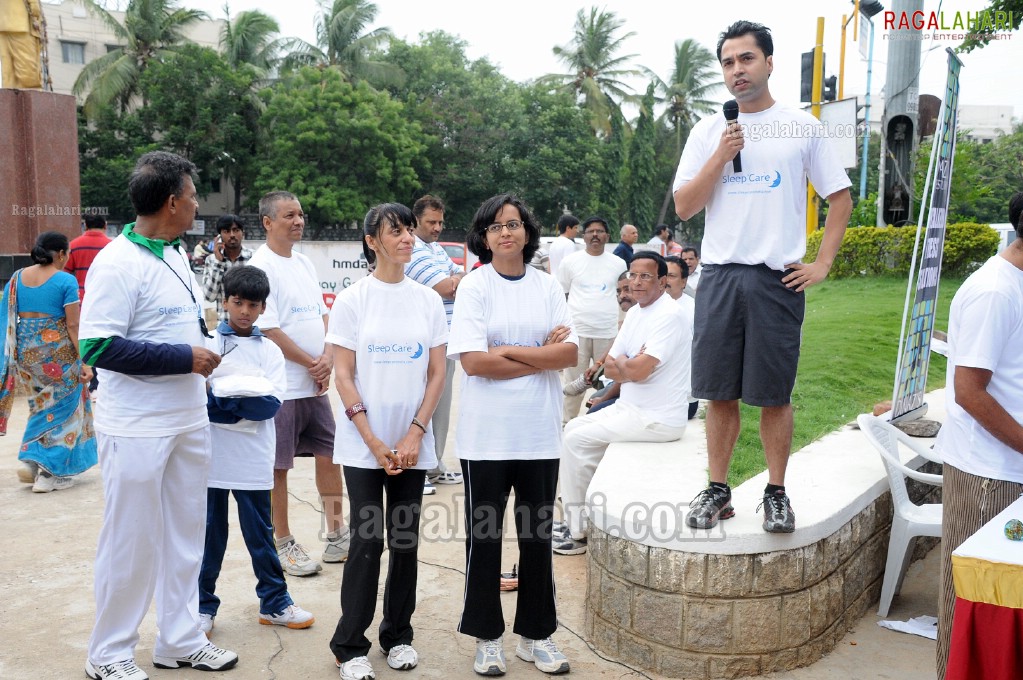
[{"xmin": 891, "ymin": 49, "xmax": 962, "ymax": 420}]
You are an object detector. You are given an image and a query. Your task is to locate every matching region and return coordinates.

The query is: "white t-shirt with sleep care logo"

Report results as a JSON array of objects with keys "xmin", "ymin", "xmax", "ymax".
[
  {"xmin": 326, "ymin": 275, "xmax": 448, "ymax": 470},
  {"xmin": 250, "ymin": 244, "xmax": 328, "ymax": 399},
  {"xmin": 673, "ymin": 102, "xmax": 851, "ymax": 271},
  {"xmin": 79, "ymin": 234, "xmax": 207, "ymax": 435},
  {"xmin": 448, "ymin": 265, "xmax": 577, "ymax": 461}
]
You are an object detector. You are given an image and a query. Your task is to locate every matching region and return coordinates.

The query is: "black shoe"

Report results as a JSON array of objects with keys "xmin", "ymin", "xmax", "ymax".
[
  {"xmin": 685, "ymin": 486, "xmax": 734, "ymax": 529},
  {"xmin": 758, "ymin": 491, "xmax": 796, "ymax": 533}
]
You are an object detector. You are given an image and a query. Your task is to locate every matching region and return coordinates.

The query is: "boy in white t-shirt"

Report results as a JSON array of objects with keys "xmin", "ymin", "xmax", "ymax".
[{"xmin": 198, "ymin": 266, "xmax": 314, "ymax": 636}]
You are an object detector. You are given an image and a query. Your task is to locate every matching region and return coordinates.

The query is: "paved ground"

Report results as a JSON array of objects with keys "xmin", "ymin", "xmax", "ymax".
[{"xmin": 1, "ymin": 383, "xmax": 939, "ymax": 679}]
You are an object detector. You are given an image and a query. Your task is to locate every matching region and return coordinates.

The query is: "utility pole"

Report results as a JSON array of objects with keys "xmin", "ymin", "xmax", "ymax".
[{"xmin": 878, "ymin": 0, "xmax": 923, "ymax": 227}]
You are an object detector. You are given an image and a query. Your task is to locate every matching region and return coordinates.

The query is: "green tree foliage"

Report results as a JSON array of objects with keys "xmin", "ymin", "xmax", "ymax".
[
  {"xmin": 649, "ymin": 39, "xmax": 721, "ymax": 225},
  {"xmin": 252, "ymin": 67, "xmax": 425, "ymax": 231},
  {"xmin": 136, "ymin": 45, "xmax": 260, "ymax": 205},
  {"xmin": 624, "ymin": 85, "xmax": 658, "ymax": 230},
  {"xmin": 509, "ymin": 86, "xmax": 603, "ymax": 229},
  {"xmin": 78, "ymin": 106, "xmax": 152, "ymax": 223},
  {"xmin": 280, "ymin": 0, "xmax": 402, "ymax": 88},
  {"xmin": 74, "ymin": 0, "xmax": 207, "ymax": 117},
  {"xmin": 382, "ymin": 32, "xmax": 521, "ymax": 229},
  {"xmin": 913, "ymin": 125, "xmax": 1023, "ymax": 224},
  {"xmin": 594, "ymin": 108, "xmax": 627, "ymax": 229},
  {"xmin": 543, "ymin": 6, "xmax": 641, "ymax": 136},
  {"xmin": 957, "ymin": 0, "xmax": 1023, "ymax": 52}
]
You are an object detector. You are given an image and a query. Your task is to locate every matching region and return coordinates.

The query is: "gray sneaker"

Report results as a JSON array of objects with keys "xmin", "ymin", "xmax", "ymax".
[
  {"xmin": 685, "ymin": 485, "xmax": 734, "ymax": 529},
  {"xmin": 759, "ymin": 491, "xmax": 796, "ymax": 533},
  {"xmin": 516, "ymin": 637, "xmax": 570, "ymax": 674},
  {"xmin": 474, "ymin": 637, "xmax": 506, "ymax": 676},
  {"xmin": 323, "ymin": 529, "xmax": 351, "ymax": 563},
  {"xmin": 32, "ymin": 472, "xmax": 75, "ymax": 493},
  {"xmin": 276, "ymin": 538, "xmax": 322, "ymax": 576}
]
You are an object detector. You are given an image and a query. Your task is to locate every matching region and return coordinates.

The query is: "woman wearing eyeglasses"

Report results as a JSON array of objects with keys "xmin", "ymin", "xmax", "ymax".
[
  {"xmin": 327, "ymin": 203, "xmax": 448, "ymax": 680},
  {"xmin": 448, "ymin": 193, "xmax": 578, "ymax": 676}
]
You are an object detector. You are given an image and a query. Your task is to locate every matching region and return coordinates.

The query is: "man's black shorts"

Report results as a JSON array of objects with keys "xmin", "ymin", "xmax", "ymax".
[{"xmin": 691, "ymin": 263, "xmax": 805, "ymax": 407}]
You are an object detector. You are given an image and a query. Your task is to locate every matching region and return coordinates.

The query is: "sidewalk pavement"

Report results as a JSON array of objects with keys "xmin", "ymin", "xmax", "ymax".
[{"xmin": 1, "ymin": 386, "xmax": 939, "ymax": 679}]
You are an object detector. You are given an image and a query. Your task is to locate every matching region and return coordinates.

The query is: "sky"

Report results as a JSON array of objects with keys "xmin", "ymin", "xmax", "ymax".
[{"xmin": 170, "ymin": 0, "xmax": 1019, "ymax": 119}]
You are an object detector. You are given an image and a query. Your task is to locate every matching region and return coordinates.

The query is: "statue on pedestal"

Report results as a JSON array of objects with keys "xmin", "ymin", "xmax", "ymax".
[{"xmin": 0, "ymin": 0, "xmax": 44, "ymax": 89}]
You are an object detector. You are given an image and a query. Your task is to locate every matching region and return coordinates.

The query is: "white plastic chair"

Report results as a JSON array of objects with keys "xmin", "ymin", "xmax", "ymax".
[{"xmin": 857, "ymin": 413, "xmax": 944, "ymax": 617}]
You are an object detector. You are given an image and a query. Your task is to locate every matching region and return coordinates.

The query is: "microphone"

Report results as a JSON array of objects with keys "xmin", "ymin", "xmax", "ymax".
[{"xmin": 722, "ymin": 99, "xmax": 741, "ymax": 173}]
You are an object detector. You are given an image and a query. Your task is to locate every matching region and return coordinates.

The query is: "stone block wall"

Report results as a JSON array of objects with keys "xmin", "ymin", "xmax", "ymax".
[{"xmin": 585, "ymin": 494, "xmax": 897, "ymax": 679}]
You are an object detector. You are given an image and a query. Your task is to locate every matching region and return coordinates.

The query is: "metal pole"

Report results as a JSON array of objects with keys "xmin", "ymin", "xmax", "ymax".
[
  {"xmin": 839, "ymin": 14, "xmax": 847, "ymax": 101},
  {"xmin": 806, "ymin": 17, "xmax": 824, "ymax": 236},
  {"xmin": 859, "ymin": 17, "xmax": 874, "ymax": 200}
]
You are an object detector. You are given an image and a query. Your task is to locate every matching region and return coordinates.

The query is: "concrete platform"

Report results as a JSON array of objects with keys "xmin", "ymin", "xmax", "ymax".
[{"xmin": 0, "ymin": 378, "xmax": 941, "ymax": 679}]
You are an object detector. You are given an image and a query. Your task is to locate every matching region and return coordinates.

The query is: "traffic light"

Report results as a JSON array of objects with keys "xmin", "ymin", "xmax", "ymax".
[
  {"xmin": 823, "ymin": 75, "xmax": 837, "ymax": 101},
  {"xmin": 860, "ymin": 0, "xmax": 884, "ymax": 18},
  {"xmin": 800, "ymin": 51, "xmax": 814, "ymax": 102}
]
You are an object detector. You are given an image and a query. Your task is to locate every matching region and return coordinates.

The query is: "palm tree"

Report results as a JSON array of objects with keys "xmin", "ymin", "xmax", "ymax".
[
  {"xmin": 279, "ymin": 0, "xmax": 402, "ymax": 87},
  {"xmin": 74, "ymin": 0, "xmax": 207, "ymax": 117},
  {"xmin": 543, "ymin": 7, "xmax": 642, "ymax": 136},
  {"xmin": 220, "ymin": 7, "xmax": 281, "ymax": 74},
  {"xmin": 648, "ymin": 39, "xmax": 721, "ymax": 159},
  {"xmin": 649, "ymin": 39, "xmax": 722, "ymax": 223}
]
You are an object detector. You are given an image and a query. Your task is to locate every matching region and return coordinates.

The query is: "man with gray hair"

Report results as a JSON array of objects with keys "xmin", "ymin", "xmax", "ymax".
[
  {"xmin": 249, "ymin": 191, "xmax": 349, "ymax": 578},
  {"xmin": 81, "ymin": 150, "xmax": 238, "ymax": 678},
  {"xmin": 613, "ymin": 223, "xmax": 638, "ymax": 266}
]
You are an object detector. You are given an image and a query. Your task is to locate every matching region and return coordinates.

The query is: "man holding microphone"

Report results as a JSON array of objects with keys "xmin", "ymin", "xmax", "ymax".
[{"xmin": 673, "ymin": 20, "xmax": 851, "ymax": 534}]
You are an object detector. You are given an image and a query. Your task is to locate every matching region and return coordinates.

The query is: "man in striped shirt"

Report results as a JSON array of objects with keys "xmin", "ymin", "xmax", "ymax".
[{"xmin": 405, "ymin": 195, "xmax": 464, "ymax": 491}]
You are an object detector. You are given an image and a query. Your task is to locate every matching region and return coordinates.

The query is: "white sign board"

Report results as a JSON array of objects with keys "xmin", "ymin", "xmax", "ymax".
[
  {"xmin": 292, "ymin": 241, "xmax": 370, "ymax": 307},
  {"xmin": 815, "ymin": 97, "xmax": 860, "ymax": 169}
]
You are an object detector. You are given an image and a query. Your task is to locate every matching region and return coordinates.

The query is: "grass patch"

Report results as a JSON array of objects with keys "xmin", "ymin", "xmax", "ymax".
[{"xmin": 724, "ymin": 275, "xmax": 965, "ymax": 486}]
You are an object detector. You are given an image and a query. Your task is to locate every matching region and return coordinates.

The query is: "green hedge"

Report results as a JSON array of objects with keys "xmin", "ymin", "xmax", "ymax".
[{"xmin": 806, "ymin": 222, "xmax": 1000, "ymax": 278}]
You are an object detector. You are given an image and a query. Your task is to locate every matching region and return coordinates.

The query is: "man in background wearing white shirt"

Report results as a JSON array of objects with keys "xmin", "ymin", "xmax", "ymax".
[
  {"xmin": 250, "ymin": 191, "xmax": 349, "ymax": 578},
  {"xmin": 557, "ymin": 216, "xmax": 626, "ymax": 423},
  {"xmin": 548, "ymin": 214, "xmax": 579, "ymax": 277}
]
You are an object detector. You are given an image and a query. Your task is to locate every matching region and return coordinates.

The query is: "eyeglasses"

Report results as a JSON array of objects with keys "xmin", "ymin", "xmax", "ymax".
[
  {"xmin": 626, "ymin": 272, "xmax": 659, "ymax": 282},
  {"xmin": 485, "ymin": 220, "xmax": 524, "ymax": 234}
]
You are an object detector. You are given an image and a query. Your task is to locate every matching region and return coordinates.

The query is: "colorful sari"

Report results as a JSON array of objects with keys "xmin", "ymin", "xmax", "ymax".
[{"xmin": 0, "ymin": 271, "xmax": 96, "ymax": 476}]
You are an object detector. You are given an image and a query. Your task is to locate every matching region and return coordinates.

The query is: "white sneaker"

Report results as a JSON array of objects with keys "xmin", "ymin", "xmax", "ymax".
[
  {"xmin": 153, "ymin": 642, "xmax": 238, "ymax": 671},
  {"xmin": 516, "ymin": 637, "xmax": 570, "ymax": 674},
  {"xmin": 429, "ymin": 470, "xmax": 463, "ymax": 484},
  {"xmin": 384, "ymin": 644, "xmax": 418, "ymax": 670},
  {"xmin": 474, "ymin": 637, "xmax": 506, "ymax": 676},
  {"xmin": 32, "ymin": 472, "xmax": 75, "ymax": 493},
  {"xmin": 85, "ymin": 659, "xmax": 149, "ymax": 679},
  {"xmin": 423, "ymin": 478, "xmax": 436, "ymax": 495},
  {"xmin": 198, "ymin": 613, "xmax": 214, "ymax": 637},
  {"xmin": 17, "ymin": 461, "xmax": 37, "ymax": 483},
  {"xmin": 259, "ymin": 603, "xmax": 315, "ymax": 629},
  {"xmin": 323, "ymin": 529, "xmax": 351, "ymax": 563},
  {"xmin": 339, "ymin": 655, "xmax": 375, "ymax": 680},
  {"xmin": 276, "ymin": 537, "xmax": 322, "ymax": 576}
]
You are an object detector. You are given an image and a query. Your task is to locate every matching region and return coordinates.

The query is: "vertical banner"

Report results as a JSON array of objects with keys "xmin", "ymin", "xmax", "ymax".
[{"xmin": 890, "ymin": 49, "xmax": 963, "ymax": 421}]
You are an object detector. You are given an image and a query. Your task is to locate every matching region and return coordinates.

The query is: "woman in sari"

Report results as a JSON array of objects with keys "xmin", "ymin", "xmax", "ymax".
[{"xmin": 1, "ymin": 231, "xmax": 96, "ymax": 492}]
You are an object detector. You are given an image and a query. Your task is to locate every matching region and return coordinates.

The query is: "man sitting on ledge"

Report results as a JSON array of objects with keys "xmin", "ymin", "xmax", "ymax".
[{"xmin": 554, "ymin": 251, "xmax": 691, "ymax": 555}]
